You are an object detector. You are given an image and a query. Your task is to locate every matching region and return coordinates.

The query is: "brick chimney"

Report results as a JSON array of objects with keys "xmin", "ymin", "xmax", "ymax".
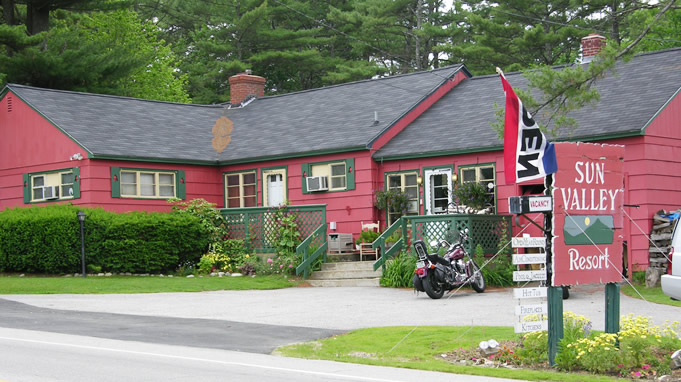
[
  {"xmin": 581, "ymin": 34, "xmax": 607, "ymax": 63},
  {"xmin": 228, "ymin": 70, "xmax": 266, "ymax": 105}
]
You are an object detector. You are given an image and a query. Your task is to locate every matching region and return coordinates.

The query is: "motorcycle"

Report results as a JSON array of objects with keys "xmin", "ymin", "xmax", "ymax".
[{"xmin": 412, "ymin": 228, "xmax": 486, "ymax": 299}]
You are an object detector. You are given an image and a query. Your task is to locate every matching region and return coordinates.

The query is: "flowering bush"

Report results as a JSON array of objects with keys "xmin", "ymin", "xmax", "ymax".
[
  {"xmin": 453, "ymin": 182, "xmax": 489, "ymax": 210},
  {"xmin": 197, "ymin": 252, "xmax": 232, "ymax": 274},
  {"xmin": 255, "ymin": 255, "xmax": 296, "ymax": 275}
]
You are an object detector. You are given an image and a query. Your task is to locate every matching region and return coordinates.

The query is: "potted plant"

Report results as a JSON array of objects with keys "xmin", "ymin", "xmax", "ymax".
[
  {"xmin": 453, "ymin": 182, "xmax": 490, "ymax": 210},
  {"xmin": 355, "ymin": 229, "xmax": 380, "ymax": 249}
]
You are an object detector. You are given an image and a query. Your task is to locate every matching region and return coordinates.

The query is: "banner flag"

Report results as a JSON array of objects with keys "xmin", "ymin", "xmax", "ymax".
[{"xmin": 498, "ymin": 68, "xmax": 557, "ymax": 184}]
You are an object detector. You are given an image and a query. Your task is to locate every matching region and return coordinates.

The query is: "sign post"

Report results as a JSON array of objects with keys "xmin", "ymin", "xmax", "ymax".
[
  {"xmin": 509, "ymin": 142, "xmax": 624, "ymax": 366},
  {"xmin": 550, "ymin": 142, "xmax": 625, "ymax": 362}
]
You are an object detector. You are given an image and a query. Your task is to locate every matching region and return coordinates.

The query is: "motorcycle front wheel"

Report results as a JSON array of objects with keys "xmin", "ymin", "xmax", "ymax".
[
  {"xmin": 469, "ymin": 261, "xmax": 486, "ymax": 293},
  {"xmin": 423, "ymin": 272, "xmax": 445, "ymax": 299}
]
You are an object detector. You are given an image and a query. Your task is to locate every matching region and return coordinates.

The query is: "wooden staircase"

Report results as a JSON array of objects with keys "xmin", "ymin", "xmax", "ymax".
[{"xmin": 306, "ymin": 253, "xmax": 382, "ymax": 287}]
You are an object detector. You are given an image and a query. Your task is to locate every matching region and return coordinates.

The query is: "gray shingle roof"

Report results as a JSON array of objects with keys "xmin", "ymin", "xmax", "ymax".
[
  {"xmin": 374, "ymin": 48, "xmax": 681, "ymax": 160},
  {"xmin": 6, "ymin": 65, "xmax": 466, "ymax": 164}
]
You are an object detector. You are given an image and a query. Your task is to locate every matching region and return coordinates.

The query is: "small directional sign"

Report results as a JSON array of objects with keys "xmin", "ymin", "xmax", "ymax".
[
  {"xmin": 513, "ymin": 270, "xmax": 547, "ymax": 282},
  {"xmin": 513, "ymin": 253, "xmax": 547, "ymax": 265},
  {"xmin": 515, "ymin": 320, "xmax": 549, "ymax": 333},
  {"xmin": 509, "ymin": 196, "xmax": 553, "ymax": 214},
  {"xmin": 513, "ymin": 287, "xmax": 548, "ymax": 299},
  {"xmin": 515, "ymin": 303, "xmax": 548, "ymax": 316},
  {"xmin": 512, "ymin": 237, "xmax": 546, "ymax": 248}
]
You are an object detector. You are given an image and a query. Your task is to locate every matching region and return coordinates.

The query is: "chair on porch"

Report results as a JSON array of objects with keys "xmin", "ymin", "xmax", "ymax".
[{"xmin": 359, "ymin": 221, "xmax": 380, "ymax": 261}]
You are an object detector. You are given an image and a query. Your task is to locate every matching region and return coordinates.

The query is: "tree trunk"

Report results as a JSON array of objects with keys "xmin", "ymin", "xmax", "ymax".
[
  {"xmin": 27, "ymin": 3, "xmax": 50, "ymax": 35},
  {"xmin": 2, "ymin": 0, "xmax": 16, "ymax": 26},
  {"xmin": 415, "ymin": 0, "xmax": 423, "ymax": 70}
]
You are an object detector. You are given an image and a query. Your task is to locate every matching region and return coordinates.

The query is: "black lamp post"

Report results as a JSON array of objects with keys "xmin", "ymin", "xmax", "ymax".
[{"xmin": 77, "ymin": 211, "xmax": 86, "ymax": 278}]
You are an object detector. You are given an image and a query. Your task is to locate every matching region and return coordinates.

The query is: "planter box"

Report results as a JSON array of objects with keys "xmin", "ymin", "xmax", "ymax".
[{"xmin": 328, "ymin": 233, "xmax": 354, "ymax": 253}]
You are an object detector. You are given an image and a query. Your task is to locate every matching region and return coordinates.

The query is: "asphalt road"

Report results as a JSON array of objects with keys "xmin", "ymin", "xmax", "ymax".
[
  {"xmin": 1, "ymin": 284, "xmax": 679, "ymax": 381},
  {"xmin": 3, "ymin": 284, "xmax": 680, "ymax": 331},
  {"xmin": 0, "ymin": 328, "xmax": 517, "ymax": 382}
]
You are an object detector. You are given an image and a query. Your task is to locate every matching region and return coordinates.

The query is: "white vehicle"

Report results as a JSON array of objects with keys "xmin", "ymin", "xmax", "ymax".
[{"xmin": 661, "ymin": 221, "xmax": 681, "ymax": 300}]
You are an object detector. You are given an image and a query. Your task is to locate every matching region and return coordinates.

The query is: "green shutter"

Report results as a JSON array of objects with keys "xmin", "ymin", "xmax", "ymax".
[
  {"xmin": 23, "ymin": 173, "xmax": 31, "ymax": 203},
  {"xmin": 346, "ymin": 158, "xmax": 355, "ymax": 191},
  {"xmin": 177, "ymin": 170, "xmax": 186, "ymax": 199},
  {"xmin": 111, "ymin": 167, "xmax": 121, "ymax": 198},
  {"xmin": 72, "ymin": 167, "xmax": 81, "ymax": 199},
  {"xmin": 301, "ymin": 163, "xmax": 310, "ymax": 194}
]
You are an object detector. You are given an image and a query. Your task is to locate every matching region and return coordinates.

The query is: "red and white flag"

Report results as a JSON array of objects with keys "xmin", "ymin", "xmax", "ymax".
[{"xmin": 498, "ymin": 68, "xmax": 557, "ymax": 184}]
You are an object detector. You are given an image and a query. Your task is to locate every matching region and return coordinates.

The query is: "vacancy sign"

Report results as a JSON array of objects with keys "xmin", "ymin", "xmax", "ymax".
[{"xmin": 551, "ymin": 142, "xmax": 624, "ymax": 285}]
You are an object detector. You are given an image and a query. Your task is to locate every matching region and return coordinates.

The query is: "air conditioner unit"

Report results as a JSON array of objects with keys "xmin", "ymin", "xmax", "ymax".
[
  {"xmin": 306, "ymin": 176, "xmax": 328, "ymax": 192},
  {"xmin": 42, "ymin": 185, "xmax": 59, "ymax": 200}
]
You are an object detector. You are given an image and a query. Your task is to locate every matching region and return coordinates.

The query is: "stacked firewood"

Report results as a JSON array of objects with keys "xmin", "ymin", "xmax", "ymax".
[{"xmin": 647, "ymin": 209, "xmax": 680, "ymax": 287}]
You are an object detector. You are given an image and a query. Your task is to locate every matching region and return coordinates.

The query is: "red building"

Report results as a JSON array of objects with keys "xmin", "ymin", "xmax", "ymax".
[{"xmin": 2, "ymin": 37, "xmax": 681, "ymax": 272}]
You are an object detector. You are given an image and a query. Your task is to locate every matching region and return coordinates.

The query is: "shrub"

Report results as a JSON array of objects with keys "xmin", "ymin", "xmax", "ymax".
[
  {"xmin": 211, "ymin": 239, "xmax": 249, "ymax": 269},
  {"xmin": 168, "ymin": 198, "xmax": 227, "ymax": 246},
  {"xmin": 198, "ymin": 252, "xmax": 232, "ymax": 274},
  {"xmin": 255, "ymin": 255, "xmax": 296, "ymax": 275},
  {"xmin": 0, "ymin": 204, "xmax": 208, "ymax": 274},
  {"xmin": 473, "ymin": 244, "xmax": 514, "ymax": 287},
  {"xmin": 380, "ymin": 251, "xmax": 417, "ymax": 288}
]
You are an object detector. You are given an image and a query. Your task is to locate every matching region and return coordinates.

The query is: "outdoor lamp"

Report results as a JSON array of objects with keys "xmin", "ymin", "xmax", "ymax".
[{"xmin": 77, "ymin": 211, "xmax": 86, "ymax": 278}]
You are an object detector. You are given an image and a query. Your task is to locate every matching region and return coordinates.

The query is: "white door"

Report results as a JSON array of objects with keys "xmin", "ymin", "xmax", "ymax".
[
  {"xmin": 266, "ymin": 173, "xmax": 285, "ymax": 206},
  {"xmin": 424, "ymin": 168, "xmax": 452, "ymax": 215}
]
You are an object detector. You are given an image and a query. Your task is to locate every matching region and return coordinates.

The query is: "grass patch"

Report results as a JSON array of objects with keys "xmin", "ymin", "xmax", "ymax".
[
  {"xmin": 277, "ymin": 326, "xmax": 617, "ymax": 382},
  {"xmin": 0, "ymin": 274, "xmax": 300, "ymax": 294},
  {"xmin": 621, "ymin": 283, "xmax": 681, "ymax": 307}
]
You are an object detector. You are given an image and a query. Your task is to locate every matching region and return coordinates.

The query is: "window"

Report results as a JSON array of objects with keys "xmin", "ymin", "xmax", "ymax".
[
  {"xmin": 225, "ymin": 171, "xmax": 257, "ymax": 208},
  {"xmin": 310, "ymin": 162, "xmax": 346, "ymax": 190},
  {"xmin": 301, "ymin": 158, "xmax": 355, "ymax": 193},
  {"xmin": 120, "ymin": 170, "xmax": 176, "ymax": 198},
  {"xmin": 111, "ymin": 167, "xmax": 185, "ymax": 200},
  {"xmin": 459, "ymin": 163, "xmax": 496, "ymax": 210},
  {"xmin": 386, "ymin": 171, "xmax": 419, "ymax": 224},
  {"xmin": 23, "ymin": 168, "xmax": 80, "ymax": 203}
]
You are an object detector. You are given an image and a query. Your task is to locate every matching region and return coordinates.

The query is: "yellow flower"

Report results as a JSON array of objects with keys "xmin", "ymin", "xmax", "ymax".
[{"xmin": 246, "ymin": 255, "xmax": 250, "ymax": 258}]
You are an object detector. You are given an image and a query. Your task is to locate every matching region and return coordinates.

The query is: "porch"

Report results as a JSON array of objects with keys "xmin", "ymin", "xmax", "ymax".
[{"xmin": 218, "ymin": 205, "xmax": 511, "ymax": 280}]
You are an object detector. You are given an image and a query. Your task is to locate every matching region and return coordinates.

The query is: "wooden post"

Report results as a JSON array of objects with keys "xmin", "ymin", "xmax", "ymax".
[
  {"xmin": 545, "ymin": 174, "xmax": 563, "ymax": 366},
  {"xmin": 605, "ymin": 282, "xmax": 620, "ymax": 334},
  {"xmin": 547, "ymin": 286, "xmax": 564, "ymax": 365}
]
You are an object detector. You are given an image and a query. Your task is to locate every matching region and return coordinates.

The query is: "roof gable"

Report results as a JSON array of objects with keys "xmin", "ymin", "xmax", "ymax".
[
  {"xmin": 374, "ymin": 48, "xmax": 681, "ymax": 160},
  {"xmin": 5, "ymin": 65, "xmax": 468, "ymax": 164}
]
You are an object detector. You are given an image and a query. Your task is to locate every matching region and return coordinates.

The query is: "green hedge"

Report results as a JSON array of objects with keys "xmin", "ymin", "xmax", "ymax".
[{"xmin": 0, "ymin": 204, "xmax": 209, "ymax": 274}]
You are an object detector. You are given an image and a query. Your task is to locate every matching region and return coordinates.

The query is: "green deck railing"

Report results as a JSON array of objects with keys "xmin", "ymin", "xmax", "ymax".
[
  {"xmin": 218, "ymin": 204, "xmax": 326, "ymax": 253},
  {"xmin": 372, "ymin": 214, "xmax": 512, "ymax": 271},
  {"xmin": 371, "ymin": 218, "xmax": 406, "ymax": 271},
  {"xmin": 296, "ymin": 223, "xmax": 328, "ymax": 278}
]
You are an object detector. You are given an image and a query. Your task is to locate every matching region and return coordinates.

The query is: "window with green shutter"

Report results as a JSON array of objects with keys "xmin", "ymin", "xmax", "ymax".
[
  {"xmin": 301, "ymin": 158, "xmax": 355, "ymax": 194},
  {"xmin": 23, "ymin": 167, "xmax": 81, "ymax": 203},
  {"xmin": 111, "ymin": 167, "xmax": 186, "ymax": 200}
]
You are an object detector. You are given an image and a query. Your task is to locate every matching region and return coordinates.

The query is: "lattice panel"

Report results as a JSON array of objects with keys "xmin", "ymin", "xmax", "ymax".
[
  {"xmin": 220, "ymin": 206, "xmax": 326, "ymax": 253},
  {"xmin": 224, "ymin": 213, "xmax": 247, "ymax": 241},
  {"xmin": 412, "ymin": 220, "xmax": 452, "ymax": 244},
  {"xmin": 408, "ymin": 215, "xmax": 511, "ymax": 255}
]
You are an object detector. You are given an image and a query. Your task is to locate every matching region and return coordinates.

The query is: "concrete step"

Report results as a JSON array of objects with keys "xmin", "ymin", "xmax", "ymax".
[
  {"xmin": 307, "ymin": 278, "xmax": 381, "ymax": 287},
  {"xmin": 321, "ymin": 261, "xmax": 376, "ymax": 271},
  {"xmin": 309, "ymin": 269, "xmax": 379, "ymax": 280},
  {"xmin": 326, "ymin": 253, "xmax": 360, "ymax": 262},
  {"xmin": 307, "ymin": 260, "xmax": 382, "ymax": 287}
]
